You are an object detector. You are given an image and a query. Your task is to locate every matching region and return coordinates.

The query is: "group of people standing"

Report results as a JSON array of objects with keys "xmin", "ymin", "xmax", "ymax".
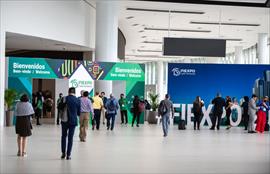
[{"xmin": 200, "ymin": 93, "xmax": 269, "ymax": 133}]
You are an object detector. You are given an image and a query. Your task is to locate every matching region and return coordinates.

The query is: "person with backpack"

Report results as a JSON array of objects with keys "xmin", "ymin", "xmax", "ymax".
[
  {"xmin": 119, "ymin": 93, "xmax": 128, "ymax": 124},
  {"xmin": 45, "ymin": 95, "xmax": 53, "ymax": 118},
  {"xmin": 60, "ymin": 87, "xmax": 80, "ymax": 160},
  {"xmin": 132, "ymin": 95, "xmax": 142, "ymax": 127},
  {"xmin": 158, "ymin": 94, "xmax": 174, "ymax": 137},
  {"xmin": 192, "ymin": 96, "xmax": 204, "ymax": 130},
  {"xmin": 105, "ymin": 94, "xmax": 119, "ymax": 131}
]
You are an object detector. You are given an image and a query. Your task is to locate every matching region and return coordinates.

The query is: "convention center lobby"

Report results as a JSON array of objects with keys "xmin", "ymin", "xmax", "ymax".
[{"xmin": 0, "ymin": 0, "xmax": 270, "ymax": 174}]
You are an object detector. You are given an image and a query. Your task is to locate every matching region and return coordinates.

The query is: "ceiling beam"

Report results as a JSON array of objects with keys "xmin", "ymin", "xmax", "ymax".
[{"xmin": 136, "ymin": 0, "xmax": 269, "ymax": 8}]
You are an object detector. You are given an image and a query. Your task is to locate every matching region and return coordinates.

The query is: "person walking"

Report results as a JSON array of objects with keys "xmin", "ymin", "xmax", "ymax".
[
  {"xmin": 79, "ymin": 91, "xmax": 94, "ymax": 142},
  {"xmin": 119, "ymin": 93, "xmax": 128, "ymax": 124},
  {"xmin": 56, "ymin": 93, "xmax": 63, "ymax": 125},
  {"xmin": 132, "ymin": 95, "xmax": 141, "ymax": 127},
  {"xmin": 248, "ymin": 94, "xmax": 259, "ymax": 133},
  {"xmin": 255, "ymin": 96, "xmax": 269, "ymax": 133},
  {"xmin": 241, "ymin": 96, "xmax": 249, "ymax": 130},
  {"xmin": 225, "ymin": 96, "xmax": 233, "ymax": 130},
  {"xmin": 45, "ymin": 95, "xmax": 53, "ymax": 118},
  {"xmin": 158, "ymin": 94, "xmax": 174, "ymax": 137},
  {"xmin": 210, "ymin": 93, "xmax": 226, "ymax": 130},
  {"xmin": 14, "ymin": 94, "xmax": 35, "ymax": 157},
  {"xmin": 92, "ymin": 92, "xmax": 103, "ymax": 130},
  {"xmin": 105, "ymin": 94, "xmax": 119, "ymax": 131},
  {"xmin": 192, "ymin": 96, "xmax": 204, "ymax": 130},
  {"xmin": 100, "ymin": 92, "xmax": 108, "ymax": 125},
  {"xmin": 60, "ymin": 87, "xmax": 80, "ymax": 160},
  {"xmin": 35, "ymin": 91, "xmax": 43, "ymax": 125}
]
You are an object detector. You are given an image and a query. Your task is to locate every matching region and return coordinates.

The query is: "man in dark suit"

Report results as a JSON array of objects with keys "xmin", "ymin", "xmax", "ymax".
[
  {"xmin": 61, "ymin": 87, "xmax": 81, "ymax": 160},
  {"xmin": 210, "ymin": 93, "xmax": 226, "ymax": 130}
]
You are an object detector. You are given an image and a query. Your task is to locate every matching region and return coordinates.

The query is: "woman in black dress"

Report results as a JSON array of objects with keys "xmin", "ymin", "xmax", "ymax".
[
  {"xmin": 225, "ymin": 96, "xmax": 233, "ymax": 130},
  {"xmin": 15, "ymin": 94, "xmax": 35, "ymax": 157}
]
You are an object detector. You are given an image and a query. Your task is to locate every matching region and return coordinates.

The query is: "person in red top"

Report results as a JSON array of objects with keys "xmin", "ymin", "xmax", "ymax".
[{"xmin": 256, "ymin": 96, "xmax": 269, "ymax": 133}]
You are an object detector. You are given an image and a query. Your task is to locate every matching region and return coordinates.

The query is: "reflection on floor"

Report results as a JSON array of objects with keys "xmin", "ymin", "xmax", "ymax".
[{"xmin": 1, "ymin": 124, "xmax": 270, "ymax": 174}]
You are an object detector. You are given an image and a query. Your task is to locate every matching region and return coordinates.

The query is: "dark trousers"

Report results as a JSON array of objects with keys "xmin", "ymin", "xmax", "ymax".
[
  {"xmin": 211, "ymin": 112, "xmax": 222, "ymax": 129},
  {"xmin": 132, "ymin": 112, "xmax": 141, "ymax": 126},
  {"xmin": 57, "ymin": 110, "xmax": 60, "ymax": 125},
  {"xmin": 243, "ymin": 113, "xmax": 249, "ymax": 130},
  {"xmin": 194, "ymin": 113, "xmax": 201, "ymax": 130},
  {"xmin": 35, "ymin": 108, "xmax": 42, "ymax": 125},
  {"xmin": 120, "ymin": 110, "xmax": 128, "ymax": 124},
  {"xmin": 226, "ymin": 110, "xmax": 231, "ymax": 126},
  {"xmin": 61, "ymin": 122, "xmax": 76, "ymax": 157},
  {"xmin": 94, "ymin": 109, "xmax": 101, "ymax": 130},
  {"xmin": 107, "ymin": 113, "xmax": 116, "ymax": 130}
]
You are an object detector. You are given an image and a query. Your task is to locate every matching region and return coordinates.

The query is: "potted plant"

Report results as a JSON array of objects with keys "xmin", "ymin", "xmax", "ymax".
[
  {"xmin": 147, "ymin": 93, "xmax": 159, "ymax": 124},
  {"xmin": 4, "ymin": 89, "xmax": 18, "ymax": 126}
]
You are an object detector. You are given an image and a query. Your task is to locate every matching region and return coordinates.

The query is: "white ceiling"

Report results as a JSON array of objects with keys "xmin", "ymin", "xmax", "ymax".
[
  {"xmin": 6, "ymin": 32, "xmax": 92, "ymax": 52},
  {"xmin": 118, "ymin": 0, "xmax": 270, "ymax": 61}
]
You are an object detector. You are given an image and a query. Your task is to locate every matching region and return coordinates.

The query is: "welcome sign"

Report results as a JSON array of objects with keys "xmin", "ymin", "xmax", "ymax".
[{"xmin": 8, "ymin": 57, "xmax": 145, "ymax": 123}]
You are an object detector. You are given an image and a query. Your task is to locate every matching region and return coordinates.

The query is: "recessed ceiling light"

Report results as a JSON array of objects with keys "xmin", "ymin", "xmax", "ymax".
[
  {"xmin": 126, "ymin": 8, "xmax": 205, "ymax": 14},
  {"xmin": 190, "ymin": 21, "xmax": 260, "ymax": 26},
  {"xmin": 55, "ymin": 43, "xmax": 65, "ymax": 46},
  {"xmin": 144, "ymin": 27, "xmax": 211, "ymax": 33},
  {"xmin": 126, "ymin": 16, "xmax": 134, "ymax": 19},
  {"xmin": 132, "ymin": 24, "xmax": 139, "ymax": 26}
]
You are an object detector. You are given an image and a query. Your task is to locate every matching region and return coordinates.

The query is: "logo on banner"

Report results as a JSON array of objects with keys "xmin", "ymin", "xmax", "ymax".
[{"xmin": 172, "ymin": 68, "xmax": 196, "ymax": 76}]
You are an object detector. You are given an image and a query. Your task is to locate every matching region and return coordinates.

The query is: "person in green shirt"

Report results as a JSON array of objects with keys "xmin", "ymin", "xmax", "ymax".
[
  {"xmin": 35, "ymin": 91, "xmax": 43, "ymax": 125},
  {"xmin": 119, "ymin": 93, "xmax": 128, "ymax": 124}
]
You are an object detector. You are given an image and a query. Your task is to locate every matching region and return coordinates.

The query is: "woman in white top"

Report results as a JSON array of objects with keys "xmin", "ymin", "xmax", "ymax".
[{"xmin": 15, "ymin": 94, "xmax": 34, "ymax": 157}]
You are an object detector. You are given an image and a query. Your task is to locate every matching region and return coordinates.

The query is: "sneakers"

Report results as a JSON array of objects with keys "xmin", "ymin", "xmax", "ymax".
[
  {"xmin": 66, "ymin": 156, "xmax": 71, "ymax": 160},
  {"xmin": 61, "ymin": 153, "xmax": 66, "ymax": 159}
]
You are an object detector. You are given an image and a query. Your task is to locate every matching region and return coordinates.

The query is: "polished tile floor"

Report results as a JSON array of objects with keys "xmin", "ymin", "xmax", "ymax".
[{"xmin": 0, "ymin": 124, "xmax": 269, "ymax": 174}]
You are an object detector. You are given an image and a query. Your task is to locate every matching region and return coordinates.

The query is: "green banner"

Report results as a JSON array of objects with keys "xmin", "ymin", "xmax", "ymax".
[
  {"xmin": 104, "ymin": 63, "xmax": 145, "ymax": 81},
  {"xmin": 9, "ymin": 58, "xmax": 57, "ymax": 78}
]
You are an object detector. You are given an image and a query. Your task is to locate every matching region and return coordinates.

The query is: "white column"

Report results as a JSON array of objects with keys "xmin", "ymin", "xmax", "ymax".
[
  {"xmin": 258, "ymin": 33, "xmax": 269, "ymax": 64},
  {"xmin": 234, "ymin": 46, "xmax": 243, "ymax": 64},
  {"xmin": 94, "ymin": 1, "xmax": 118, "ymax": 95},
  {"xmin": 157, "ymin": 61, "xmax": 164, "ymax": 100},
  {"xmin": 0, "ymin": 1, "xmax": 6, "ymax": 127}
]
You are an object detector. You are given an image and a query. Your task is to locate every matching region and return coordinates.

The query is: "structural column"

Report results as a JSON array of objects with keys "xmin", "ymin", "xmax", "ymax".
[
  {"xmin": 0, "ymin": 1, "xmax": 6, "ymax": 126},
  {"xmin": 234, "ymin": 46, "xmax": 243, "ymax": 64},
  {"xmin": 94, "ymin": 1, "xmax": 118, "ymax": 95},
  {"xmin": 157, "ymin": 61, "xmax": 164, "ymax": 100},
  {"xmin": 258, "ymin": 33, "xmax": 269, "ymax": 64}
]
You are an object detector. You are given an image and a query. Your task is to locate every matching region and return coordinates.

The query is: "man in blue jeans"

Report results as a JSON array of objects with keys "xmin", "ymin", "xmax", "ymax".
[
  {"xmin": 60, "ymin": 87, "xmax": 80, "ymax": 160},
  {"xmin": 158, "ymin": 94, "xmax": 174, "ymax": 137},
  {"xmin": 105, "ymin": 94, "xmax": 119, "ymax": 131}
]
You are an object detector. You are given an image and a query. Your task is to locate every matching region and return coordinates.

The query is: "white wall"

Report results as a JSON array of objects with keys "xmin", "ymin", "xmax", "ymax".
[
  {"xmin": 2, "ymin": 0, "xmax": 96, "ymax": 48},
  {"xmin": 0, "ymin": 0, "xmax": 96, "ymax": 126}
]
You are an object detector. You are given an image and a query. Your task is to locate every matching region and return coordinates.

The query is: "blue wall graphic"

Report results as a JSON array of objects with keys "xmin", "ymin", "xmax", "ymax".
[{"xmin": 168, "ymin": 63, "xmax": 270, "ymax": 127}]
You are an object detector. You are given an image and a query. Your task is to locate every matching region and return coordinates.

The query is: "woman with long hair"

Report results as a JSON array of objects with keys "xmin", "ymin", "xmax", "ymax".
[{"xmin": 193, "ymin": 96, "xmax": 204, "ymax": 130}]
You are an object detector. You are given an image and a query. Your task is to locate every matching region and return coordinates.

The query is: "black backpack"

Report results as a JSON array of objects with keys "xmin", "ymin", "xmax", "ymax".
[{"xmin": 158, "ymin": 101, "xmax": 168, "ymax": 116}]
